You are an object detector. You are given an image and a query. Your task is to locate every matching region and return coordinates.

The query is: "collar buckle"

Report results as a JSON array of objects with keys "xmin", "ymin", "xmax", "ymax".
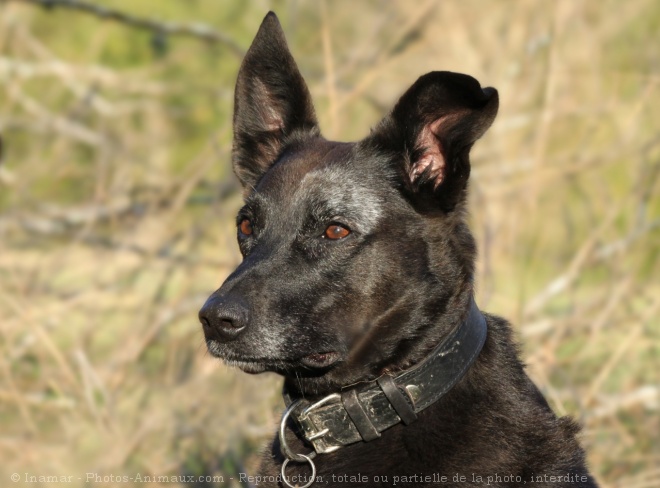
[{"xmin": 297, "ymin": 393, "xmax": 342, "ymax": 454}]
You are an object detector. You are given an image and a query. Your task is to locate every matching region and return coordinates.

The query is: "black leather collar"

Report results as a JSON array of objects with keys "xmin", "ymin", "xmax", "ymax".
[{"xmin": 282, "ymin": 298, "xmax": 488, "ymax": 455}]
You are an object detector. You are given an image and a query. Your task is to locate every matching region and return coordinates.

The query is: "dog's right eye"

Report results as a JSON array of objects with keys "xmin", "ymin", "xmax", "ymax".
[
  {"xmin": 239, "ymin": 218, "xmax": 253, "ymax": 236},
  {"xmin": 324, "ymin": 224, "xmax": 351, "ymax": 240}
]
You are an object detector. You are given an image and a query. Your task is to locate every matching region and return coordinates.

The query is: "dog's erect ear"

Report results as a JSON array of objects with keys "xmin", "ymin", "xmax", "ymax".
[
  {"xmin": 369, "ymin": 71, "xmax": 498, "ymax": 210},
  {"xmin": 232, "ymin": 12, "xmax": 319, "ymax": 189}
]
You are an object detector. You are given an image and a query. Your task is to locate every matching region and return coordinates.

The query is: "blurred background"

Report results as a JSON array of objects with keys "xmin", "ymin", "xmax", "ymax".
[{"xmin": 0, "ymin": 0, "xmax": 658, "ymax": 486}]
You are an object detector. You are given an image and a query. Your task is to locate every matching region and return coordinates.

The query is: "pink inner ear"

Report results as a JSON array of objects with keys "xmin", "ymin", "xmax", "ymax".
[
  {"xmin": 253, "ymin": 79, "xmax": 285, "ymax": 132},
  {"xmin": 409, "ymin": 118, "xmax": 447, "ymax": 189}
]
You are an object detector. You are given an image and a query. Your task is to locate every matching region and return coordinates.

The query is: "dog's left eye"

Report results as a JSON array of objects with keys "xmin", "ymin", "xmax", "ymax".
[
  {"xmin": 239, "ymin": 218, "xmax": 253, "ymax": 236},
  {"xmin": 324, "ymin": 224, "xmax": 351, "ymax": 240}
]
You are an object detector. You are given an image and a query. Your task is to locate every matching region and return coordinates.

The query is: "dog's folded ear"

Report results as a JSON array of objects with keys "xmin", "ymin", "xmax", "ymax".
[
  {"xmin": 369, "ymin": 72, "xmax": 498, "ymax": 211},
  {"xmin": 232, "ymin": 12, "xmax": 319, "ymax": 189}
]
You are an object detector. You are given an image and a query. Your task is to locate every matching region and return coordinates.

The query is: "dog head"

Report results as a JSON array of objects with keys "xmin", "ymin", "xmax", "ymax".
[{"xmin": 199, "ymin": 12, "xmax": 498, "ymax": 395}]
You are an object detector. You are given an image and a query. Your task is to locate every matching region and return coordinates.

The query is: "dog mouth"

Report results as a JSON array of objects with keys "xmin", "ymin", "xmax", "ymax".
[
  {"xmin": 299, "ymin": 351, "xmax": 341, "ymax": 368},
  {"xmin": 222, "ymin": 358, "xmax": 269, "ymax": 374},
  {"xmin": 207, "ymin": 341, "xmax": 341, "ymax": 374}
]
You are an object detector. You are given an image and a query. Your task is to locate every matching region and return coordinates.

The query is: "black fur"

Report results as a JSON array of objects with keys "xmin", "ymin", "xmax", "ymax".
[{"xmin": 199, "ymin": 12, "xmax": 598, "ymax": 488}]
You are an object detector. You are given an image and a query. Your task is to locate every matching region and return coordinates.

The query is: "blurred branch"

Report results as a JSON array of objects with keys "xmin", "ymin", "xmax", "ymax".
[
  {"xmin": 6, "ymin": 0, "xmax": 245, "ymax": 56},
  {"xmin": 523, "ymin": 206, "xmax": 618, "ymax": 317},
  {"xmin": 595, "ymin": 218, "xmax": 660, "ymax": 260},
  {"xmin": 0, "ymin": 204, "xmax": 235, "ymax": 269},
  {"xmin": 590, "ymin": 386, "xmax": 659, "ymax": 421},
  {"xmin": 334, "ymin": 0, "xmax": 436, "ymax": 111},
  {"xmin": 0, "ymin": 56, "xmax": 168, "ymax": 95},
  {"xmin": 0, "ymin": 57, "xmax": 163, "ymax": 119},
  {"xmin": 320, "ymin": 0, "xmax": 338, "ymax": 138},
  {"xmin": 5, "ymin": 82, "xmax": 105, "ymax": 145}
]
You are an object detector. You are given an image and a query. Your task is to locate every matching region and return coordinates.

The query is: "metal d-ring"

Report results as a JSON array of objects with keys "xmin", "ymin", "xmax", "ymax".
[
  {"xmin": 279, "ymin": 399, "xmax": 316, "ymax": 462},
  {"xmin": 281, "ymin": 454, "xmax": 316, "ymax": 488},
  {"xmin": 279, "ymin": 400, "xmax": 318, "ymax": 487}
]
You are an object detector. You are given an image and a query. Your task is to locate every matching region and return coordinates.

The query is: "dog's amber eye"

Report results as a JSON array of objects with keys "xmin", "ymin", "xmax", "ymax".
[
  {"xmin": 239, "ymin": 219, "xmax": 253, "ymax": 236},
  {"xmin": 324, "ymin": 224, "xmax": 350, "ymax": 240}
]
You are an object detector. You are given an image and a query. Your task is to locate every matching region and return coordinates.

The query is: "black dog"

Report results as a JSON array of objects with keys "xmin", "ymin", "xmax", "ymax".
[{"xmin": 199, "ymin": 12, "xmax": 597, "ymax": 488}]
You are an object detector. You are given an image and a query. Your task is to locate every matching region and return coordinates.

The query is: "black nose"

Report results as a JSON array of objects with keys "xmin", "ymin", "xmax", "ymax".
[{"xmin": 199, "ymin": 296, "xmax": 249, "ymax": 341}]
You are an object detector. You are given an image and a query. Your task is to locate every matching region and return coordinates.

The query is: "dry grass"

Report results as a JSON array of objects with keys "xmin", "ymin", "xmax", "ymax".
[{"xmin": 0, "ymin": 1, "xmax": 658, "ymax": 487}]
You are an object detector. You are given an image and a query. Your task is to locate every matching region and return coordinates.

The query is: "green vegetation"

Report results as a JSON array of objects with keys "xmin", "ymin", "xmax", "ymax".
[{"xmin": 0, "ymin": 1, "xmax": 658, "ymax": 487}]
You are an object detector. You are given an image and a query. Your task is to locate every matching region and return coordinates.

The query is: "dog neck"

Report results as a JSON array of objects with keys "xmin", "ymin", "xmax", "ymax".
[{"xmin": 280, "ymin": 297, "xmax": 487, "ymax": 455}]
